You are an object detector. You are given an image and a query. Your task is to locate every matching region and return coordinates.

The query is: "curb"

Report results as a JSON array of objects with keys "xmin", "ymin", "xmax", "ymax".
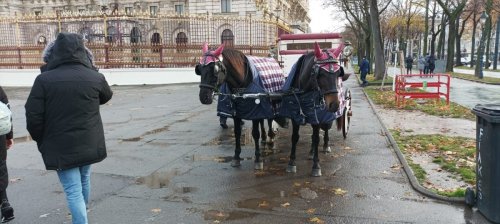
[
  {"xmin": 356, "ymin": 74, "xmax": 466, "ymax": 204},
  {"xmin": 450, "ymin": 75, "xmax": 500, "ymax": 85}
]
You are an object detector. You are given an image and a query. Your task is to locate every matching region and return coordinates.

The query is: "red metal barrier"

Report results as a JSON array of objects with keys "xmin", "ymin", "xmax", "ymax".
[{"xmin": 395, "ymin": 73, "xmax": 451, "ymax": 107}]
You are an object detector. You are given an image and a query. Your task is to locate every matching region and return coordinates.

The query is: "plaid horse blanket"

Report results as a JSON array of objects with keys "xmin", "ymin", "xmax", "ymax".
[{"xmin": 217, "ymin": 56, "xmax": 285, "ymax": 120}]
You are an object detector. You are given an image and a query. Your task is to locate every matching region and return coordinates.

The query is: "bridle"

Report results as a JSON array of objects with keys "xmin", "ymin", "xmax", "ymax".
[
  {"xmin": 312, "ymin": 51, "xmax": 339, "ymax": 95},
  {"xmin": 197, "ymin": 53, "xmax": 226, "ymax": 91}
]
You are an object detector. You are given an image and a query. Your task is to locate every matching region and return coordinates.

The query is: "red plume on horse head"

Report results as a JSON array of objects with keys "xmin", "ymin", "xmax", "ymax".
[
  {"xmin": 213, "ymin": 44, "xmax": 224, "ymax": 57},
  {"xmin": 201, "ymin": 42, "xmax": 224, "ymax": 57},
  {"xmin": 202, "ymin": 42, "xmax": 209, "ymax": 54},
  {"xmin": 329, "ymin": 42, "xmax": 345, "ymax": 59},
  {"xmin": 314, "ymin": 42, "xmax": 323, "ymax": 59}
]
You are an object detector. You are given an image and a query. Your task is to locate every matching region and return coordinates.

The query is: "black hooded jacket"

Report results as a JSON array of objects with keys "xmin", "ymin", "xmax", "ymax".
[{"xmin": 25, "ymin": 32, "xmax": 113, "ymax": 170}]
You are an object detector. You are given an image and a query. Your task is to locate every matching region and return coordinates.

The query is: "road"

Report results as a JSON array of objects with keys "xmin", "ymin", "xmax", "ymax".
[{"xmin": 2, "ymin": 78, "xmax": 490, "ymax": 223}]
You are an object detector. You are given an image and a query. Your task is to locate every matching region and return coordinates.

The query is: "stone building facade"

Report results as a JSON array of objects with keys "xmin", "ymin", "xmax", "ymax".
[{"xmin": 0, "ymin": 0, "xmax": 310, "ymax": 47}]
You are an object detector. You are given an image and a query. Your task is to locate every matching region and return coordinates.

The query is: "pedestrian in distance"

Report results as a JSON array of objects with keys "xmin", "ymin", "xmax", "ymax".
[
  {"xmin": 25, "ymin": 32, "xmax": 113, "ymax": 224},
  {"xmin": 424, "ymin": 54, "xmax": 430, "ymax": 75},
  {"xmin": 359, "ymin": 56, "xmax": 370, "ymax": 87},
  {"xmin": 428, "ymin": 54, "xmax": 436, "ymax": 74},
  {"xmin": 0, "ymin": 86, "xmax": 14, "ymax": 223},
  {"xmin": 417, "ymin": 55, "xmax": 425, "ymax": 75},
  {"xmin": 405, "ymin": 55, "xmax": 413, "ymax": 74}
]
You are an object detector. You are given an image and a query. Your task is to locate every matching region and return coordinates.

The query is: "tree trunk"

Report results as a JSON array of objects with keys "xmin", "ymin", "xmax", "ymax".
[
  {"xmin": 494, "ymin": 15, "xmax": 500, "ymax": 69},
  {"xmin": 455, "ymin": 17, "xmax": 462, "ymax": 66},
  {"xmin": 423, "ymin": 0, "xmax": 429, "ymax": 56},
  {"xmin": 475, "ymin": 0, "xmax": 493, "ymax": 78},
  {"xmin": 470, "ymin": 22, "xmax": 477, "ymax": 68},
  {"xmin": 369, "ymin": 0, "xmax": 385, "ymax": 80},
  {"xmin": 445, "ymin": 17, "xmax": 457, "ymax": 72}
]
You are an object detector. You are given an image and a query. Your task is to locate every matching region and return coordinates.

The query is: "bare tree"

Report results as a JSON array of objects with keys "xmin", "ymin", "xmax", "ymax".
[
  {"xmin": 436, "ymin": 0, "xmax": 467, "ymax": 72},
  {"xmin": 475, "ymin": 0, "xmax": 493, "ymax": 78}
]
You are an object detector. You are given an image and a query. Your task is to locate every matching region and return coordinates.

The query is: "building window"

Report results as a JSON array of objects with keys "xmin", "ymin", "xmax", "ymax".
[
  {"xmin": 150, "ymin": 6, "xmax": 158, "ymax": 16},
  {"xmin": 176, "ymin": 32, "xmax": 188, "ymax": 52},
  {"xmin": 34, "ymin": 11, "xmax": 42, "ymax": 16},
  {"xmin": 130, "ymin": 27, "xmax": 141, "ymax": 43},
  {"xmin": 106, "ymin": 26, "xmax": 117, "ymax": 43},
  {"xmin": 151, "ymin": 33, "xmax": 161, "ymax": 53},
  {"xmin": 221, "ymin": 29, "xmax": 234, "ymax": 47},
  {"xmin": 175, "ymin": 5, "xmax": 184, "ymax": 15},
  {"xmin": 78, "ymin": 9, "xmax": 86, "ymax": 13},
  {"xmin": 221, "ymin": 0, "xmax": 231, "ymax": 13},
  {"xmin": 125, "ymin": 7, "xmax": 133, "ymax": 15}
]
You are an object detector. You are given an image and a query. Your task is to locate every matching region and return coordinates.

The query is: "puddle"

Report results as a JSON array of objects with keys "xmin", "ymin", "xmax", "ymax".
[
  {"xmin": 204, "ymin": 210, "xmax": 256, "ymax": 221},
  {"xmin": 186, "ymin": 155, "xmax": 254, "ymax": 163},
  {"xmin": 136, "ymin": 170, "xmax": 179, "ymax": 189},
  {"xmin": 145, "ymin": 126, "xmax": 169, "ymax": 135},
  {"xmin": 122, "ymin": 137, "xmax": 142, "ymax": 142},
  {"xmin": 237, "ymin": 198, "xmax": 279, "ymax": 211}
]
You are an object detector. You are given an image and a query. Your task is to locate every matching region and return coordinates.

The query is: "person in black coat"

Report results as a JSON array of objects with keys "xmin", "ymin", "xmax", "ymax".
[
  {"xmin": 0, "ymin": 86, "xmax": 14, "ymax": 223},
  {"xmin": 25, "ymin": 32, "xmax": 113, "ymax": 224}
]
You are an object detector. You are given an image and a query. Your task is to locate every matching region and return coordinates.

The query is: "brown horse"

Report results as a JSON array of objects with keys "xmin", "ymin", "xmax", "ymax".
[
  {"xmin": 195, "ymin": 43, "xmax": 280, "ymax": 170},
  {"xmin": 280, "ymin": 42, "xmax": 342, "ymax": 177}
]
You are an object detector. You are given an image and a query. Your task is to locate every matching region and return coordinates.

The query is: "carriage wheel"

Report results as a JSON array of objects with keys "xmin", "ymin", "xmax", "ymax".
[{"xmin": 342, "ymin": 89, "xmax": 352, "ymax": 139}]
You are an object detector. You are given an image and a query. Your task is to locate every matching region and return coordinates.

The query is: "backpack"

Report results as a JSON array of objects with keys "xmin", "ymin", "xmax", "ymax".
[{"xmin": 0, "ymin": 102, "xmax": 12, "ymax": 135}]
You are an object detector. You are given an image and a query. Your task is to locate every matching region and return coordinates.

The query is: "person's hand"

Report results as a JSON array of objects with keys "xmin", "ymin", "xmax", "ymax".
[{"xmin": 6, "ymin": 139, "xmax": 13, "ymax": 149}]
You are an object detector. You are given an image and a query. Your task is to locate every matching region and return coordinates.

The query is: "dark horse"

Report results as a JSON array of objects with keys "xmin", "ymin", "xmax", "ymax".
[
  {"xmin": 195, "ymin": 43, "xmax": 281, "ymax": 170},
  {"xmin": 281, "ymin": 42, "xmax": 343, "ymax": 177}
]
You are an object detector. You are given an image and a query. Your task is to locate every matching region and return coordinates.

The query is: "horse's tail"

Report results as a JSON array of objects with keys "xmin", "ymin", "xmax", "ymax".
[{"xmin": 336, "ymin": 116, "xmax": 343, "ymax": 131}]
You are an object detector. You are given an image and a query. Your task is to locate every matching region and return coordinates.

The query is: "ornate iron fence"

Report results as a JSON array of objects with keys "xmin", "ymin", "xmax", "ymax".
[{"xmin": 0, "ymin": 11, "xmax": 291, "ymax": 69}]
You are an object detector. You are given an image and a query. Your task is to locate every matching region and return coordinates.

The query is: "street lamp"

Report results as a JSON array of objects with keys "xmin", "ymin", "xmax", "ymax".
[{"xmin": 477, "ymin": 11, "xmax": 488, "ymax": 78}]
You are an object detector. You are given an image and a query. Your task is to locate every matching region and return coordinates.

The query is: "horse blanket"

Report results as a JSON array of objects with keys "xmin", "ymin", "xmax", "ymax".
[
  {"xmin": 278, "ymin": 63, "xmax": 345, "ymax": 125},
  {"xmin": 217, "ymin": 56, "xmax": 284, "ymax": 120}
]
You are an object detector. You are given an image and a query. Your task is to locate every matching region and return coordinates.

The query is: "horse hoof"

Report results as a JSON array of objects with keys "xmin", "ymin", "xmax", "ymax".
[
  {"xmin": 254, "ymin": 161, "xmax": 264, "ymax": 170},
  {"xmin": 308, "ymin": 152, "xmax": 314, "ymax": 160},
  {"xmin": 267, "ymin": 137, "xmax": 274, "ymax": 144},
  {"xmin": 311, "ymin": 168, "xmax": 322, "ymax": 177},
  {"xmin": 323, "ymin": 146, "xmax": 332, "ymax": 153},
  {"xmin": 231, "ymin": 159, "xmax": 241, "ymax": 167},
  {"xmin": 286, "ymin": 165, "xmax": 297, "ymax": 173}
]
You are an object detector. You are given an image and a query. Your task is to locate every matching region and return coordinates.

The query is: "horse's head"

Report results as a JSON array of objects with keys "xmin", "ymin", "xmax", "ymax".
[
  {"xmin": 312, "ymin": 42, "xmax": 342, "ymax": 112},
  {"xmin": 195, "ymin": 43, "xmax": 225, "ymax": 104}
]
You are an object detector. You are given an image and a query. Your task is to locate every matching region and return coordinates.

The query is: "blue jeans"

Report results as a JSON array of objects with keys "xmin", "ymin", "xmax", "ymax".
[{"xmin": 57, "ymin": 165, "xmax": 91, "ymax": 224}]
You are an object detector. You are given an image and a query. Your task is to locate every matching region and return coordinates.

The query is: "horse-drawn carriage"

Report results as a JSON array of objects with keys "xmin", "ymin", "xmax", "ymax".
[{"xmin": 195, "ymin": 36, "xmax": 353, "ymax": 177}]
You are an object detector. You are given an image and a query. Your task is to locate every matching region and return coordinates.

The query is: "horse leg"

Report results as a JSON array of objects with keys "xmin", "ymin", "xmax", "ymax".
[
  {"xmin": 322, "ymin": 123, "xmax": 332, "ymax": 153},
  {"xmin": 231, "ymin": 117, "xmax": 243, "ymax": 167},
  {"xmin": 259, "ymin": 119, "xmax": 266, "ymax": 144},
  {"xmin": 267, "ymin": 119, "xmax": 275, "ymax": 145},
  {"xmin": 252, "ymin": 120, "xmax": 263, "ymax": 170},
  {"xmin": 311, "ymin": 125, "xmax": 322, "ymax": 177},
  {"xmin": 286, "ymin": 120, "xmax": 300, "ymax": 173}
]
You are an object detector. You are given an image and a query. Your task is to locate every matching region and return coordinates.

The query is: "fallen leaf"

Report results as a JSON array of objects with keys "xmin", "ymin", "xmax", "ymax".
[
  {"xmin": 333, "ymin": 188, "xmax": 348, "ymax": 196},
  {"xmin": 151, "ymin": 208, "xmax": 161, "ymax": 213},
  {"xmin": 39, "ymin": 213, "xmax": 50, "ymax": 218},
  {"xmin": 215, "ymin": 212, "xmax": 225, "ymax": 217},
  {"xmin": 281, "ymin": 202, "xmax": 290, "ymax": 208},
  {"xmin": 306, "ymin": 208, "xmax": 316, "ymax": 214},
  {"xmin": 213, "ymin": 221, "xmax": 220, "ymax": 224},
  {"xmin": 9, "ymin": 177, "xmax": 21, "ymax": 183},
  {"xmin": 293, "ymin": 182, "xmax": 301, "ymax": 187},
  {"xmin": 258, "ymin": 201, "xmax": 269, "ymax": 208},
  {"xmin": 381, "ymin": 170, "xmax": 390, "ymax": 174},
  {"xmin": 309, "ymin": 217, "xmax": 325, "ymax": 223}
]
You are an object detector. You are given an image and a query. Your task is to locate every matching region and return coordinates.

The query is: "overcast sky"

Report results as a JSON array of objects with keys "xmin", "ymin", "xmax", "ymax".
[{"xmin": 308, "ymin": 0, "xmax": 345, "ymax": 33}]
